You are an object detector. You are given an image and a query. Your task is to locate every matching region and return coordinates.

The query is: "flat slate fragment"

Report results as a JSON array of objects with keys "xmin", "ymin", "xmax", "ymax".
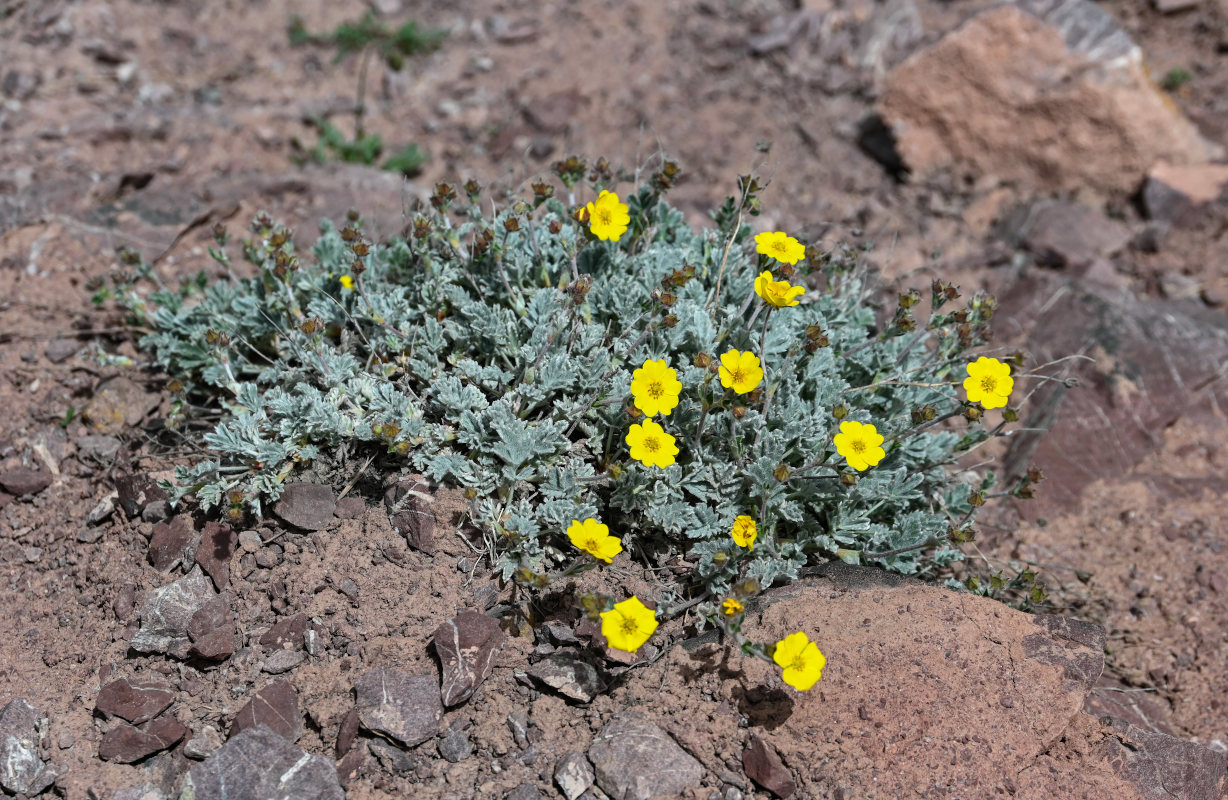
[
  {"xmin": 434, "ymin": 610, "xmax": 506, "ymax": 706},
  {"xmin": 354, "ymin": 668, "xmax": 442, "ymax": 747},
  {"xmin": 179, "ymin": 725, "xmax": 344, "ymax": 800},
  {"xmin": 588, "ymin": 712, "xmax": 704, "ymax": 800},
  {"xmin": 98, "ymin": 717, "xmax": 186, "ymax": 763},
  {"xmin": 230, "ymin": 680, "xmax": 303, "ymax": 743},
  {"xmin": 525, "ymin": 655, "xmax": 602, "ymax": 703},
  {"xmin": 272, "ymin": 482, "xmax": 336, "ymax": 530},
  {"xmin": 95, "ymin": 678, "xmax": 175, "ymax": 725}
]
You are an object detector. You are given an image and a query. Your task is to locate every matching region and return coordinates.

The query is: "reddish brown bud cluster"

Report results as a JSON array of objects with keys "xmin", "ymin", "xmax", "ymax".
[
  {"xmin": 553, "ymin": 156, "xmax": 587, "ymax": 187},
  {"xmin": 430, "ymin": 182, "xmax": 457, "ymax": 210},
  {"xmin": 652, "ymin": 160, "xmax": 681, "ymax": 192}
]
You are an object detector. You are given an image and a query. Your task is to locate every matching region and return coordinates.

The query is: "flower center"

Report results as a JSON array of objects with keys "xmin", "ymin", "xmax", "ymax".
[
  {"xmin": 647, "ymin": 380, "xmax": 664, "ymax": 399},
  {"xmin": 790, "ymin": 654, "xmax": 808, "ymax": 672},
  {"xmin": 596, "ymin": 208, "xmax": 612, "ymax": 225},
  {"xmin": 642, "ymin": 435, "xmax": 659, "ymax": 453},
  {"xmin": 730, "ymin": 368, "xmax": 745, "ymax": 384},
  {"xmin": 772, "ymin": 241, "xmax": 789, "ymax": 256},
  {"xmin": 584, "ymin": 538, "xmax": 600, "ymax": 551},
  {"xmin": 851, "ymin": 439, "xmax": 866, "ymax": 453},
  {"xmin": 980, "ymin": 376, "xmax": 997, "ymax": 393},
  {"xmin": 620, "ymin": 616, "xmax": 639, "ymax": 635}
]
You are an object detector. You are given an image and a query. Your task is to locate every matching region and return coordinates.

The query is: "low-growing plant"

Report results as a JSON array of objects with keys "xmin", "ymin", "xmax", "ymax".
[
  {"xmin": 110, "ymin": 156, "xmax": 1049, "ymax": 689},
  {"xmin": 287, "ymin": 12, "xmax": 443, "ymax": 176}
]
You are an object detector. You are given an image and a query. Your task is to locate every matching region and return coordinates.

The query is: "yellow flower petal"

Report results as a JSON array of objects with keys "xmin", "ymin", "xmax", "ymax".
[
  {"xmin": 601, "ymin": 596, "xmax": 658, "ymax": 652},
  {"xmin": 626, "ymin": 419, "xmax": 679, "ymax": 468},
  {"xmin": 718, "ymin": 349, "xmax": 763, "ymax": 394},
  {"xmin": 567, "ymin": 518, "xmax": 622, "ymax": 563},
  {"xmin": 774, "ymin": 631, "xmax": 825, "ymax": 691},
  {"xmin": 731, "ymin": 515, "xmax": 757, "ymax": 549},
  {"xmin": 630, "ymin": 359, "xmax": 682, "ymax": 417},
  {"xmin": 586, "ymin": 190, "xmax": 630, "ymax": 242},
  {"xmin": 834, "ymin": 420, "xmax": 886, "ymax": 472}
]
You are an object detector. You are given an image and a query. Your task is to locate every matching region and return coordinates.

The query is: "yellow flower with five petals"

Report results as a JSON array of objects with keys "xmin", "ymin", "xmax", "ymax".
[
  {"xmin": 718, "ymin": 349, "xmax": 764, "ymax": 394},
  {"xmin": 630, "ymin": 359, "xmax": 682, "ymax": 417},
  {"xmin": 833, "ymin": 420, "xmax": 886, "ymax": 472},
  {"xmin": 626, "ymin": 419, "xmax": 679, "ymax": 469},
  {"xmin": 585, "ymin": 190, "xmax": 630, "ymax": 242},
  {"xmin": 566, "ymin": 518, "xmax": 623, "ymax": 564},
  {"xmin": 601, "ymin": 596, "xmax": 658, "ymax": 652},
  {"xmin": 773, "ymin": 631, "xmax": 825, "ymax": 690},
  {"xmin": 754, "ymin": 231, "xmax": 805, "ymax": 265},
  {"xmin": 963, "ymin": 357, "xmax": 1013, "ymax": 410}
]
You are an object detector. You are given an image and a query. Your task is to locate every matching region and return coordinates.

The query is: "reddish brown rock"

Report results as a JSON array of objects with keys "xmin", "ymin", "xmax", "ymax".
[
  {"xmin": 333, "ymin": 495, "xmax": 365, "ymax": 519},
  {"xmin": 272, "ymin": 483, "xmax": 336, "ymax": 530},
  {"xmin": 384, "ymin": 477, "xmax": 437, "ymax": 554},
  {"xmin": 114, "ymin": 472, "xmax": 168, "ymax": 518},
  {"xmin": 147, "ymin": 516, "xmax": 195, "ymax": 571},
  {"xmin": 260, "ymin": 614, "xmax": 308, "ymax": 650},
  {"xmin": 588, "ymin": 713, "xmax": 704, "ymax": 800},
  {"xmin": 182, "ymin": 726, "xmax": 343, "ymax": 800},
  {"xmin": 879, "ymin": 0, "xmax": 1218, "ymax": 193},
  {"xmin": 0, "ymin": 468, "xmax": 52, "ymax": 496},
  {"xmin": 230, "ymin": 680, "xmax": 303, "ymax": 743},
  {"xmin": 1142, "ymin": 160, "xmax": 1228, "ymax": 227},
  {"xmin": 187, "ymin": 627, "xmax": 236, "ymax": 662},
  {"xmin": 1020, "ymin": 201, "xmax": 1131, "ymax": 270},
  {"xmin": 186, "ymin": 594, "xmax": 235, "ymax": 662},
  {"xmin": 98, "ymin": 717, "xmax": 186, "ymax": 763},
  {"xmin": 194, "ymin": 521, "xmax": 237, "ymax": 590},
  {"xmin": 95, "ymin": 678, "xmax": 174, "ymax": 725},
  {"xmin": 354, "ymin": 668, "xmax": 441, "ymax": 747},
  {"xmin": 743, "ymin": 734, "xmax": 796, "ymax": 798},
  {"xmin": 996, "ymin": 274, "xmax": 1228, "ymax": 512},
  {"xmin": 336, "ymin": 708, "xmax": 360, "ymax": 758},
  {"xmin": 434, "ymin": 611, "xmax": 507, "ymax": 707}
]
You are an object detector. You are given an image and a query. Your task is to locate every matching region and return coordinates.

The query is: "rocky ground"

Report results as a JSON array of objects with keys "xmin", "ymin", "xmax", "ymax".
[{"xmin": 2, "ymin": 0, "xmax": 1228, "ymax": 798}]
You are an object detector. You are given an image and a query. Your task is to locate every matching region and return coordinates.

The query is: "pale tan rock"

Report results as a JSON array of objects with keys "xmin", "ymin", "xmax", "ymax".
[{"xmin": 879, "ymin": 0, "xmax": 1219, "ymax": 193}]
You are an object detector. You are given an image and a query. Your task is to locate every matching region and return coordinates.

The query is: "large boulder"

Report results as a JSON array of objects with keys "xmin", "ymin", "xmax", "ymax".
[{"xmin": 879, "ymin": 0, "xmax": 1219, "ymax": 193}]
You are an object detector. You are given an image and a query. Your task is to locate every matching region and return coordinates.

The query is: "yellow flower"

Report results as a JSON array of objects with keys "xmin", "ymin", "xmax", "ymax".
[
  {"xmin": 773, "ymin": 631, "xmax": 825, "ymax": 691},
  {"xmin": 731, "ymin": 515, "xmax": 757, "ymax": 550},
  {"xmin": 601, "ymin": 596, "xmax": 658, "ymax": 653},
  {"xmin": 721, "ymin": 598, "xmax": 745, "ymax": 616},
  {"xmin": 754, "ymin": 231, "xmax": 806, "ymax": 265},
  {"xmin": 339, "ymin": 275, "xmax": 355, "ymax": 290},
  {"xmin": 566, "ymin": 518, "xmax": 623, "ymax": 564},
  {"xmin": 963, "ymin": 357, "xmax": 1014, "ymax": 410},
  {"xmin": 585, "ymin": 190, "xmax": 630, "ymax": 242},
  {"xmin": 717, "ymin": 349, "xmax": 764, "ymax": 394},
  {"xmin": 630, "ymin": 359, "xmax": 682, "ymax": 417},
  {"xmin": 753, "ymin": 271, "xmax": 805, "ymax": 308},
  {"xmin": 626, "ymin": 419, "xmax": 679, "ymax": 469},
  {"xmin": 833, "ymin": 420, "xmax": 886, "ymax": 472}
]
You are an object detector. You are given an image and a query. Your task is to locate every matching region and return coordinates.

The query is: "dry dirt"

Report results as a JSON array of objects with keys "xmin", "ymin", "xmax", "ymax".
[{"xmin": 2, "ymin": 0, "xmax": 1228, "ymax": 797}]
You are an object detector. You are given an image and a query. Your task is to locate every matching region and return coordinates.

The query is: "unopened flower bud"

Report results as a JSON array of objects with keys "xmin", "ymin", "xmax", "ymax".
[
  {"xmin": 773, "ymin": 464, "xmax": 791, "ymax": 482},
  {"xmin": 548, "ymin": 220, "xmax": 562, "ymax": 234},
  {"xmin": 732, "ymin": 405, "xmax": 747, "ymax": 419},
  {"xmin": 694, "ymin": 353, "xmax": 712, "ymax": 369},
  {"xmin": 833, "ymin": 403, "xmax": 848, "ymax": 420}
]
